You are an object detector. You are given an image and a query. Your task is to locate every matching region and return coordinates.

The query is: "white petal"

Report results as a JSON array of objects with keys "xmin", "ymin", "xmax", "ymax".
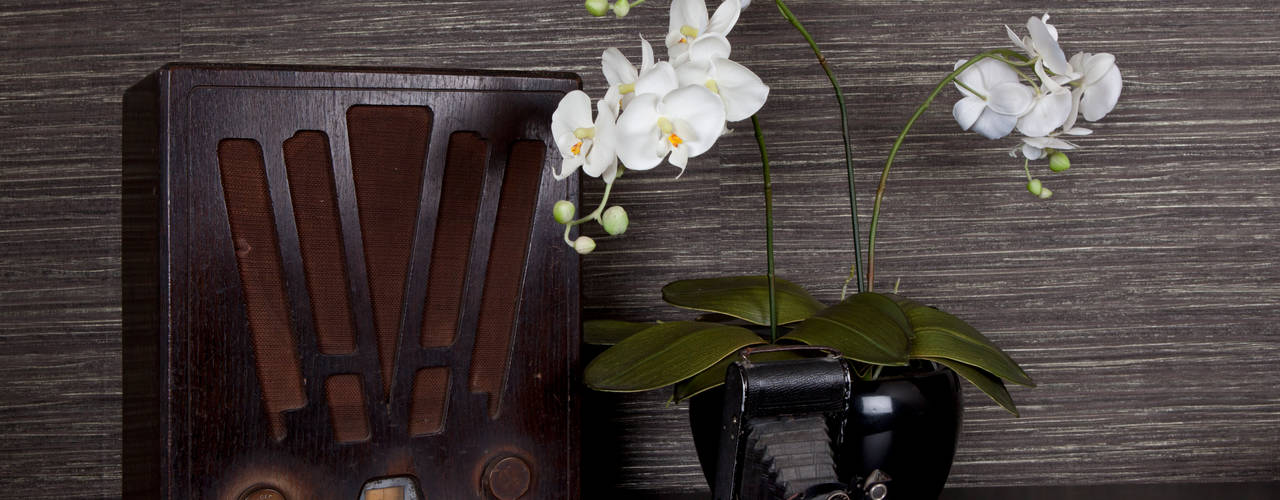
[
  {"xmin": 669, "ymin": 0, "xmax": 708, "ymax": 41},
  {"xmin": 686, "ymin": 33, "xmax": 732, "ymax": 62},
  {"xmin": 584, "ymin": 103, "xmax": 618, "ymax": 178},
  {"xmin": 1027, "ymin": 16, "xmax": 1071, "ymax": 76},
  {"xmin": 640, "ymin": 37, "xmax": 654, "ymax": 70},
  {"xmin": 1063, "ymin": 126, "xmax": 1092, "ymax": 136},
  {"xmin": 662, "ymin": 85, "xmax": 726, "ymax": 157},
  {"xmin": 614, "ymin": 94, "xmax": 665, "ymax": 171},
  {"xmin": 969, "ymin": 108, "xmax": 1018, "ymax": 139},
  {"xmin": 675, "ymin": 60, "xmax": 713, "ymax": 88},
  {"xmin": 668, "ymin": 143, "xmax": 690, "ymax": 171},
  {"xmin": 555, "ymin": 155, "xmax": 584, "ymax": 180},
  {"xmin": 1081, "ymin": 65, "xmax": 1122, "ymax": 121},
  {"xmin": 600, "ymin": 162, "xmax": 618, "ymax": 184},
  {"xmin": 710, "ymin": 58, "xmax": 769, "ymax": 121},
  {"xmin": 601, "ymin": 48, "xmax": 637, "ymax": 88},
  {"xmin": 740, "ymin": 0, "xmax": 751, "ymax": 7},
  {"xmin": 953, "ymin": 59, "xmax": 985, "ymax": 96},
  {"xmin": 1062, "ymin": 87, "xmax": 1082, "ymax": 132},
  {"xmin": 634, "ymin": 61, "xmax": 680, "ymax": 97},
  {"xmin": 1017, "ymin": 89, "xmax": 1073, "ymax": 137},
  {"xmin": 1023, "ymin": 136, "xmax": 1076, "ymax": 150},
  {"xmin": 952, "ymin": 96, "xmax": 985, "ymax": 131},
  {"xmin": 1021, "ymin": 143, "xmax": 1045, "ymax": 160},
  {"xmin": 1006, "ymin": 25, "xmax": 1027, "ymax": 51},
  {"xmin": 1083, "ymin": 53, "xmax": 1116, "ymax": 86},
  {"xmin": 707, "ymin": 0, "xmax": 741, "ymax": 36},
  {"xmin": 986, "ymin": 81, "xmax": 1035, "ymax": 116}
]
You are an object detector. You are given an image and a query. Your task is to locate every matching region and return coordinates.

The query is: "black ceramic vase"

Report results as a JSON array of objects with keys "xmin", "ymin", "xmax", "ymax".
[{"xmin": 688, "ymin": 361, "xmax": 963, "ymax": 499}]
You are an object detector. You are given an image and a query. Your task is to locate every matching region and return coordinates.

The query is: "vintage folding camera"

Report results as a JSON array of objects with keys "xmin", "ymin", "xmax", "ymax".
[{"xmin": 713, "ymin": 346, "xmax": 891, "ymax": 500}]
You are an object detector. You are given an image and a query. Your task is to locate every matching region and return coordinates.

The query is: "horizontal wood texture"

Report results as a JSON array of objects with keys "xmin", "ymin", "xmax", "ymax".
[{"xmin": 1, "ymin": 0, "xmax": 1278, "ymax": 497}]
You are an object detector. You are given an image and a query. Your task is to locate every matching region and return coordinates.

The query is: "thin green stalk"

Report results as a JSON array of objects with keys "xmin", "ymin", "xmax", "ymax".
[
  {"xmin": 865, "ymin": 49, "xmax": 1026, "ymax": 290},
  {"xmin": 774, "ymin": 0, "xmax": 864, "ymax": 298},
  {"xmin": 752, "ymin": 115, "xmax": 778, "ymax": 343}
]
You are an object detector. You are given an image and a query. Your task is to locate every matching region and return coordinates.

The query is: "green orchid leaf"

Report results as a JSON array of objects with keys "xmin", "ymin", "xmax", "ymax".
[
  {"xmin": 890, "ymin": 296, "xmax": 1035, "ymax": 387},
  {"xmin": 661, "ymin": 276, "xmax": 825, "ymax": 326},
  {"xmin": 779, "ymin": 292, "xmax": 911, "ymax": 366},
  {"xmin": 927, "ymin": 357, "xmax": 1020, "ymax": 417},
  {"xmin": 584, "ymin": 321, "xmax": 767, "ymax": 392},
  {"xmin": 671, "ymin": 350, "xmax": 805, "ymax": 402},
  {"xmin": 583, "ymin": 319, "xmax": 656, "ymax": 346}
]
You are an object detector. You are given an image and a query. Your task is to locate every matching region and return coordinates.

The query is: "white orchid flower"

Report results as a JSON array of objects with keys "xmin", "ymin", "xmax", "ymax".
[
  {"xmin": 952, "ymin": 58, "xmax": 1035, "ymax": 139},
  {"xmin": 614, "ymin": 85, "xmax": 726, "ymax": 172},
  {"xmin": 551, "ymin": 91, "xmax": 619, "ymax": 183},
  {"xmin": 1016, "ymin": 135, "xmax": 1079, "ymax": 160},
  {"xmin": 666, "ymin": 0, "xmax": 741, "ymax": 64},
  {"xmin": 675, "ymin": 56, "xmax": 769, "ymax": 121},
  {"xmin": 601, "ymin": 38, "xmax": 656, "ymax": 113},
  {"xmin": 1008, "ymin": 14, "xmax": 1077, "ymax": 88},
  {"xmin": 1016, "ymin": 84, "xmax": 1073, "ymax": 138},
  {"xmin": 1069, "ymin": 52, "xmax": 1123, "ymax": 121}
]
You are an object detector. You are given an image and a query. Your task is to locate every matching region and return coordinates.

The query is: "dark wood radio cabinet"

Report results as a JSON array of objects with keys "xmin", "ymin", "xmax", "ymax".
[{"xmin": 123, "ymin": 64, "xmax": 581, "ymax": 499}]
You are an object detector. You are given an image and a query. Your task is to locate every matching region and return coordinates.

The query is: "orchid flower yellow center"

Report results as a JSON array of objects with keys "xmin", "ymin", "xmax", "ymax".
[
  {"xmin": 573, "ymin": 127, "xmax": 595, "ymax": 139},
  {"xmin": 618, "ymin": 83, "xmax": 636, "ymax": 95},
  {"xmin": 570, "ymin": 141, "xmax": 583, "ymax": 156},
  {"xmin": 656, "ymin": 117, "xmax": 683, "ymax": 147},
  {"xmin": 704, "ymin": 79, "xmax": 720, "ymax": 94},
  {"xmin": 679, "ymin": 25, "xmax": 699, "ymax": 43},
  {"xmin": 667, "ymin": 133, "xmax": 683, "ymax": 147}
]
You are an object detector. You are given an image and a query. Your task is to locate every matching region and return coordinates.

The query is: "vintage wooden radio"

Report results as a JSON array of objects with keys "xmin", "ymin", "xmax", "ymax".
[{"xmin": 123, "ymin": 64, "xmax": 581, "ymax": 499}]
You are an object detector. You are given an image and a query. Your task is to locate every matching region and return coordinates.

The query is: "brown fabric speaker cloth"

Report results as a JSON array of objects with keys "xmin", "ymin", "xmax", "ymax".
[
  {"xmin": 217, "ymin": 138, "xmax": 306, "ymax": 441},
  {"xmin": 409, "ymin": 366, "xmax": 450, "ymax": 436},
  {"xmin": 282, "ymin": 131, "xmax": 356, "ymax": 355},
  {"xmin": 421, "ymin": 132, "xmax": 489, "ymax": 348},
  {"xmin": 325, "ymin": 374, "xmax": 371, "ymax": 443},
  {"xmin": 346, "ymin": 105, "xmax": 433, "ymax": 393},
  {"xmin": 469, "ymin": 140, "xmax": 545, "ymax": 417}
]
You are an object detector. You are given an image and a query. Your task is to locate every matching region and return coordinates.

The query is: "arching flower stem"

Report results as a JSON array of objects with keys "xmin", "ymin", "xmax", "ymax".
[
  {"xmin": 771, "ymin": 0, "xmax": 865, "ymax": 298},
  {"xmin": 562, "ymin": 174, "xmax": 619, "ymax": 245},
  {"xmin": 866, "ymin": 48, "xmax": 1027, "ymax": 290},
  {"xmin": 751, "ymin": 114, "xmax": 778, "ymax": 343}
]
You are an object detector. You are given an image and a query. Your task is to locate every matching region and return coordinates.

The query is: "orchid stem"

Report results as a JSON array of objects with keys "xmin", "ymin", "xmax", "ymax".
[
  {"xmin": 865, "ymin": 49, "xmax": 1026, "ymax": 290},
  {"xmin": 773, "ymin": 0, "xmax": 864, "ymax": 299},
  {"xmin": 562, "ymin": 178, "xmax": 616, "ymax": 245},
  {"xmin": 752, "ymin": 115, "xmax": 779, "ymax": 343}
]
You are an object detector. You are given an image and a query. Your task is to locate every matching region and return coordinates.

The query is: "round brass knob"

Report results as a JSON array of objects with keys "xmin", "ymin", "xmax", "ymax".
[
  {"xmin": 483, "ymin": 456, "xmax": 532, "ymax": 499},
  {"xmin": 239, "ymin": 487, "xmax": 285, "ymax": 500}
]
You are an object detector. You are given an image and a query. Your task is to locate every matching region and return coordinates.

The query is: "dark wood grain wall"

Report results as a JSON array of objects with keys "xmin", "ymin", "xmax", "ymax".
[{"xmin": 1, "ymin": 0, "xmax": 1276, "ymax": 497}]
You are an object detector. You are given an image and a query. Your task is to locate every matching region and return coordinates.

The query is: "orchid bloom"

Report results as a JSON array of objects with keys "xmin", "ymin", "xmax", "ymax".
[
  {"xmin": 952, "ymin": 58, "xmax": 1035, "ymax": 139},
  {"xmin": 1008, "ymin": 14, "xmax": 1077, "ymax": 87},
  {"xmin": 675, "ymin": 56, "xmax": 769, "ymax": 121},
  {"xmin": 1069, "ymin": 52, "xmax": 1123, "ymax": 121},
  {"xmin": 601, "ymin": 38, "xmax": 656, "ymax": 113},
  {"xmin": 1016, "ymin": 82, "xmax": 1073, "ymax": 138},
  {"xmin": 551, "ymin": 91, "xmax": 619, "ymax": 183},
  {"xmin": 615, "ymin": 85, "xmax": 726, "ymax": 172},
  {"xmin": 665, "ymin": 0, "xmax": 741, "ymax": 64},
  {"xmin": 1016, "ymin": 135, "xmax": 1080, "ymax": 160}
]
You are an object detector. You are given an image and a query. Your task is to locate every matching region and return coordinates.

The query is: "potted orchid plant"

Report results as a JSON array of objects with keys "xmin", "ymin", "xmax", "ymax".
[{"xmin": 550, "ymin": 0, "xmax": 1121, "ymax": 495}]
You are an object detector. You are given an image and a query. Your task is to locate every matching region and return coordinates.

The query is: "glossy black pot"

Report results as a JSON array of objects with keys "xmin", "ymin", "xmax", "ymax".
[{"xmin": 689, "ymin": 361, "xmax": 963, "ymax": 499}]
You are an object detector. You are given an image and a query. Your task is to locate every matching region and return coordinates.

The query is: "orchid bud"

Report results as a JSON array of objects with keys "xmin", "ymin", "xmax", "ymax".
[
  {"xmin": 553, "ymin": 200, "xmax": 575, "ymax": 224},
  {"xmin": 600, "ymin": 206, "xmax": 629, "ymax": 235},
  {"xmin": 1026, "ymin": 178, "xmax": 1044, "ymax": 197},
  {"xmin": 1038, "ymin": 187, "xmax": 1054, "ymax": 199},
  {"xmin": 584, "ymin": 0, "xmax": 608, "ymax": 17},
  {"xmin": 573, "ymin": 235, "xmax": 597, "ymax": 254},
  {"xmin": 612, "ymin": 0, "xmax": 630, "ymax": 18},
  {"xmin": 1049, "ymin": 152, "xmax": 1071, "ymax": 172}
]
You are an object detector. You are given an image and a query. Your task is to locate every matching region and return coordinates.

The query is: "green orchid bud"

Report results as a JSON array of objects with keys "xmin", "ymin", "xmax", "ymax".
[
  {"xmin": 1038, "ymin": 187, "xmax": 1054, "ymax": 199},
  {"xmin": 1049, "ymin": 152, "xmax": 1071, "ymax": 172},
  {"xmin": 584, "ymin": 0, "xmax": 608, "ymax": 17},
  {"xmin": 612, "ymin": 0, "xmax": 630, "ymax": 18},
  {"xmin": 553, "ymin": 200, "xmax": 575, "ymax": 224},
  {"xmin": 573, "ymin": 235, "xmax": 597, "ymax": 255},
  {"xmin": 1026, "ymin": 178, "xmax": 1043, "ymax": 197},
  {"xmin": 600, "ymin": 205, "xmax": 629, "ymax": 235}
]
